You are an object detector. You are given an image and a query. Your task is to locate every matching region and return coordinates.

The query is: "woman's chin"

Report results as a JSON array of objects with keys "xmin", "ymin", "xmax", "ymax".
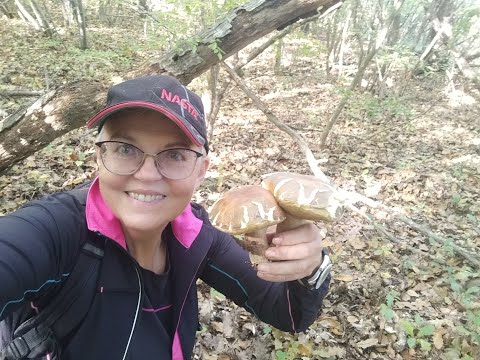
[{"xmin": 121, "ymin": 216, "xmax": 168, "ymax": 236}]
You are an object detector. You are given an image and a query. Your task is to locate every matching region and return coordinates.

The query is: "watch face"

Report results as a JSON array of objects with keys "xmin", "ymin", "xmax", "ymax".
[{"xmin": 315, "ymin": 263, "xmax": 332, "ymax": 289}]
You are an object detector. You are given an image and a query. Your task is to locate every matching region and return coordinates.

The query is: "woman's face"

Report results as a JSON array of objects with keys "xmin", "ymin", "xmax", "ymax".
[{"xmin": 96, "ymin": 109, "xmax": 209, "ymax": 237}]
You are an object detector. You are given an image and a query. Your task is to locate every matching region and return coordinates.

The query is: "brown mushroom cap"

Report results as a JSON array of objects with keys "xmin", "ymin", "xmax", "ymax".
[
  {"xmin": 261, "ymin": 172, "xmax": 341, "ymax": 222},
  {"xmin": 209, "ymin": 185, "xmax": 286, "ymax": 235}
]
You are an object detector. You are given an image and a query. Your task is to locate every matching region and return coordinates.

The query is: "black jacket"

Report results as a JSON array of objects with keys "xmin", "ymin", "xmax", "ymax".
[{"xmin": 0, "ymin": 189, "xmax": 329, "ymax": 359}]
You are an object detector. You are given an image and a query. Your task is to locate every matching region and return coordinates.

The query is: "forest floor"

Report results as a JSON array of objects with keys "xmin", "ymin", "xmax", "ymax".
[{"xmin": 1, "ymin": 23, "xmax": 479, "ymax": 360}]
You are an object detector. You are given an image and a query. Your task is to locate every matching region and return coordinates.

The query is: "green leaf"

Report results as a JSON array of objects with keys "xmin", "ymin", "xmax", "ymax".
[
  {"xmin": 386, "ymin": 292, "xmax": 397, "ymax": 307},
  {"xmin": 451, "ymin": 194, "xmax": 461, "ymax": 204},
  {"xmin": 380, "ymin": 304, "xmax": 394, "ymax": 321},
  {"xmin": 444, "ymin": 348, "xmax": 461, "ymax": 360},
  {"xmin": 418, "ymin": 324, "xmax": 435, "ymax": 337},
  {"xmin": 465, "ymin": 286, "xmax": 480, "ymax": 296},
  {"xmin": 455, "ymin": 269, "xmax": 472, "ymax": 281},
  {"xmin": 407, "ymin": 337, "xmax": 416, "ymax": 348},
  {"xmin": 275, "ymin": 350, "xmax": 286, "ymax": 360},
  {"xmin": 418, "ymin": 339, "xmax": 432, "ymax": 352},
  {"xmin": 455, "ymin": 325, "xmax": 471, "ymax": 336},
  {"xmin": 400, "ymin": 319, "xmax": 415, "ymax": 337},
  {"xmin": 210, "ymin": 288, "xmax": 225, "ymax": 301}
]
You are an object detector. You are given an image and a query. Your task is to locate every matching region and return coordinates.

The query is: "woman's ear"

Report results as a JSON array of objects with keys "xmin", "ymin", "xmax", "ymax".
[
  {"xmin": 95, "ymin": 147, "xmax": 101, "ymax": 167},
  {"xmin": 194, "ymin": 155, "xmax": 210, "ymax": 191}
]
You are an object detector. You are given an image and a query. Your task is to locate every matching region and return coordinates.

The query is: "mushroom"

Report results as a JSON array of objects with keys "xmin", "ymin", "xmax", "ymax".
[
  {"xmin": 261, "ymin": 172, "xmax": 342, "ymax": 233},
  {"xmin": 209, "ymin": 185, "xmax": 286, "ymax": 264}
]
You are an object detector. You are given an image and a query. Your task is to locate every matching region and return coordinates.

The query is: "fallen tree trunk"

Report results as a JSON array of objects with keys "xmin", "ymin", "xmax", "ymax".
[{"xmin": 0, "ymin": 0, "xmax": 340, "ymax": 174}]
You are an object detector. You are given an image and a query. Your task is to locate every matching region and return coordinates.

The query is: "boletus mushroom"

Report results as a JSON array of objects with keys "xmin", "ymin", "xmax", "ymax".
[
  {"xmin": 261, "ymin": 172, "xmax": 342, "ymax": 233},
  {"xmin": 209, "ymin": 185, "xmax": 286, "ymax": 264}
]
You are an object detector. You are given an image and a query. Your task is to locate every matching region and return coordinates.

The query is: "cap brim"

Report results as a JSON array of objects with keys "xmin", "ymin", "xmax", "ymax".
[{"xmin": 86, "ymin": 101, "xmax": 205, "ymax": 147}]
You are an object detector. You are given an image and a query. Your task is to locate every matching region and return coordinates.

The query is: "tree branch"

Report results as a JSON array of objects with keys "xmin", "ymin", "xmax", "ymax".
[
  {"xmin": 221, "ymin": 62, "xmax": 330, "ymax": 184},
  {"xmin": 0, "ymin": 90, "xmax": 45, "ymax": 97}
]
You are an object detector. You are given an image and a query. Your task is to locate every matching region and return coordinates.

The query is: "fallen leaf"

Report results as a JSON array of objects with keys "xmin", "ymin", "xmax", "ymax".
[
  {"xmin": 315, "ymin": 346, "xmax": 346, "ymax": 358},
  {"xmin": 322, "ymin": 238, "xmax": 336, "ymax": 247},
  {"xmin": 407, "ymin": 290, "xmax": 419, "ymax": 297},
  {"xmin": 335, "ymin": 273, "xmax": 354, "ymax": 282},
  {"xmin": 433, "ymin": 330, "xmax": 444, "ymax": 349},
  {"xmin": 349, "ymin": 237, "xmax": 366, "ymax": 249},
  {"xmin": 212, "ymin": 321, "xmax": 223, "ymax": 333},
  {"xmin": 347, "ymin": 315, "xmax": 358, "ymax": 324},
  {"xmin": 242, "ymin": 322, "xmax": 256, "ymax": 335},
  {"xmin": 356, "ymin": 338, "xmax": 379, "ymax": 349},
  {"xmin": 319, "ymin": 316, "xmax": 344, "ymax": 335},
  {"xmin": 298, "ymin": 343, "xmax": 312, "ymax": 356}
]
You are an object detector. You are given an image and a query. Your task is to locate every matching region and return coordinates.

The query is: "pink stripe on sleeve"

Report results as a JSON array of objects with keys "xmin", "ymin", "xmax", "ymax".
[{"xmin": 286, "ymin": 288, "xmax": 296, "ymax": 332}]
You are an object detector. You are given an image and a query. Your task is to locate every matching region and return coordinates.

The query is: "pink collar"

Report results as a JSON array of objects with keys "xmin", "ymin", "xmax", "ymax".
[{"xmin": 85, "ymin": 177, "xmax": 202, "ymax": 249}]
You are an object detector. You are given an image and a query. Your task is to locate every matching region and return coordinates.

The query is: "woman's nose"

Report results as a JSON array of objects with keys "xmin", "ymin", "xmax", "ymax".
[{"xmin": 134, "ymin": 155, "xmax": 163, "ymax": 181}]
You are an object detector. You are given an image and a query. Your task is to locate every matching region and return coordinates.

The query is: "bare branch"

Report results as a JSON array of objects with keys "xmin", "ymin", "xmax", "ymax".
[
  {"xmin": 221, "ymin": 62, "xmax": 330, "ymax": 183},
  {"xmin": 0, "ymin": 90, "xmax": 45, "ymax": 97}
]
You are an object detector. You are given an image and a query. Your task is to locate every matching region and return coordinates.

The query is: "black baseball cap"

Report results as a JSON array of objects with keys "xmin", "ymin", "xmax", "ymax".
[{"xmin": 87, "ymin": 75, "xmax": 208, "ymax": 152}]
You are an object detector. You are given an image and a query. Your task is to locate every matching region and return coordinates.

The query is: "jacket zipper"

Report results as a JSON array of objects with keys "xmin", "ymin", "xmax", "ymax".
[
  {"xmin": 94, "ymin": 232, "xmax": 143, "ymax": 360},
  {"xmin": 172, "ymin": 252, "xmax": 209, "ymax": 360},
  {"xmin": 122, "ymin": 264, "xmax": 142, "ymax": 360}
]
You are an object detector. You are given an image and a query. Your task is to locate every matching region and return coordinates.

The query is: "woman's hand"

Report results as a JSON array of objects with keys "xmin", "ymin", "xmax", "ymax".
[{"xmin": 256, "ymin": 223, "xmax": 325, "ymax": 282}]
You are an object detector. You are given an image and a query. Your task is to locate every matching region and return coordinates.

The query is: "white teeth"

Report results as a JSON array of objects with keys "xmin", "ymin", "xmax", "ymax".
[{"xmin": 127, "ymin": 192, "xmax": 164, "ymax": 202}]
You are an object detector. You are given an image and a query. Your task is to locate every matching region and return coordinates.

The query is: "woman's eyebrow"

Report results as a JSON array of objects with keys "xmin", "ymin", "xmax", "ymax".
[
  {"xmin": 108, "ymin": 132, "xmax": 136, "ymax": 142},
  {"xmin": 163, "ymin": 141, "xmax": 192, "ymax": 148},
  {"xmin": 106, "ymin": 134, "xmax": 192, "ymax": 150}
]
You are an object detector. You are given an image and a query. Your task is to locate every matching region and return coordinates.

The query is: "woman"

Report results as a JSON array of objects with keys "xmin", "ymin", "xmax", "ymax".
[{"xmin": 0, "ymin": 75, "xmax": 330, "ymax": 360}]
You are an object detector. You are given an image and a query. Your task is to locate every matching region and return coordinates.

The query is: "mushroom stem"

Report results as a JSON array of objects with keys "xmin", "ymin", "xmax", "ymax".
[
  {"xmin": 276, "ymin": 215, "xmax": 311, "ymax": 233},
  {"xmin": 243, "ymin": 228, "xmax": 269, "ymax": 256},
  {"xmin": 242, "ymin": 229, "xmax": 271, "ymax": 266}
]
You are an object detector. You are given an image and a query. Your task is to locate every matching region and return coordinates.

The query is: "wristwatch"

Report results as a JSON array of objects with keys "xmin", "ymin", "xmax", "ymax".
[{"xmin": 298, "ymin": 250, "xmax": 332, "ymax": 290}]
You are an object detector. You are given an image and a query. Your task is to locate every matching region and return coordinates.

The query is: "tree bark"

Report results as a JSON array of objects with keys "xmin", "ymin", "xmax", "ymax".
[
  {"xmin": 72, "ymin": 0, "xmax": 88, "ymax": 49},
  {"xmin": 60, "ymin": 0, "xmax": 74, "ymax": 27},
  {"xmin": 0, "ymin": 1, "xmax": 16, "ymax": 18},
  {"xmin": 0, "ymin": 0, "xmax": 341, "ymax": 174},
  {"xmin": 453, "ymin": 51, "xmax": 480, "ymax": 92},
  {"xmin": 0, "ymin": 82, "xmax": 104, "ymax": 173},
  {"xmin": 15, "ymin": 0, "xmax": 41, "ymax": 30}
]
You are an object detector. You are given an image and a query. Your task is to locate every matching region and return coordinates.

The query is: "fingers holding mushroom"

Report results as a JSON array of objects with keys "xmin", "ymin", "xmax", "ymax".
[
  {"xmin": 261, "ymin": 172, "xmax": 342, "ymax": 233},
  {"xmin": 209, "ymin": 185, "xmax": 286, "ymax": 264}
]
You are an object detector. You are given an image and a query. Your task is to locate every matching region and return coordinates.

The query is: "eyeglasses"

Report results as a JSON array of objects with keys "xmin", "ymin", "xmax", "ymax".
[{"xmin": 95, "ymin": 141, "xmax": 203, "ymax": 180}]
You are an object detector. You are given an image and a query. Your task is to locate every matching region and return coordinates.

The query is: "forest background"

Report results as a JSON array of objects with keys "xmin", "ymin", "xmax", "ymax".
[{"xmin": 0, "ymin": 0, "xmax": 479, "ymax": 359}]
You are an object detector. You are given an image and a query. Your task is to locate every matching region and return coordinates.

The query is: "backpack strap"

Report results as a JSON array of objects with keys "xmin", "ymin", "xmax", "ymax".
[{"xmin": 0, "ymin": 236, "xmax": 105, "ymax": 360}]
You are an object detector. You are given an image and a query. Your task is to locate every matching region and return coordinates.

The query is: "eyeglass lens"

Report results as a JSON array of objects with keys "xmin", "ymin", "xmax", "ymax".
[{"xmin": 99, "ymin": 141, "xmax": 200, "ymax": 179}]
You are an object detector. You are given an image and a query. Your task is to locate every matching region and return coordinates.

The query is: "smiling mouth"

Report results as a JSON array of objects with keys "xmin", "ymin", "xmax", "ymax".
[{"xmin": 127, "ymin": 192, "xmax": 166, "ymax": 202}]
